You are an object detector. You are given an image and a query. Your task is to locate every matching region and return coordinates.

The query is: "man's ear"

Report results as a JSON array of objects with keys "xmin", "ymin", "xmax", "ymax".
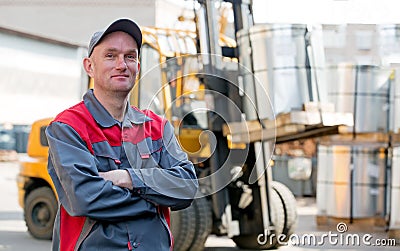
[{"xmin": 83, "ymin": 57, "xmax": 94, "ymax": 78}]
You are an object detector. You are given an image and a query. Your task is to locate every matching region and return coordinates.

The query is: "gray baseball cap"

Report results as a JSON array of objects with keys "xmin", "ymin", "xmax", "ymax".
[{"xmin": 88, "ymin": 18, "xmax": 142, "ymax": 57}]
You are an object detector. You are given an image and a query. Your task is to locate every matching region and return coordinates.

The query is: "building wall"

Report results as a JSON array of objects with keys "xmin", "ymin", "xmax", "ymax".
[
  {"xmin": 0, "ymin": 28, "xmax": 86, "ymax": 124},
  {"xmin": 0, "ymin": 0, "xmax": 185, "ymax": 46}
]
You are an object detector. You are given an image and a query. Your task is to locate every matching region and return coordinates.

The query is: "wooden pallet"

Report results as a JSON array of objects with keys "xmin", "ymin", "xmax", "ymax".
[
  {"xmin": 388, "ymin": 229, "xmax": 400, "ymax": 241},
  {"xmin": 316, "ymin": 215, "xmax": 387, "ymax": 231},
  {"xmin": 319, "ymin": 128, "xmax": 390, "ymax": 145},
  {"xmin": 223, "ymin": 111, "xmax": 353, "ymax": 144},
  {"xmin": 389, "ymin": 133, "xmax": 400, "ymax": 146}
]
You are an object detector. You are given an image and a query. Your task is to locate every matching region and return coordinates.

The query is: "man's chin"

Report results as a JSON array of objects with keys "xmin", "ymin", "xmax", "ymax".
[{"xmin": 112, "ymin": 82, "xmax": 134, "ymax": 91}]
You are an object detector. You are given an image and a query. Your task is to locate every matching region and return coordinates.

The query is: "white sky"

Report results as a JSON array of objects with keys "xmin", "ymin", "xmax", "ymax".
[{"xmin": 252, "ymin": 0, "xmax": 400, "ymax": 24}]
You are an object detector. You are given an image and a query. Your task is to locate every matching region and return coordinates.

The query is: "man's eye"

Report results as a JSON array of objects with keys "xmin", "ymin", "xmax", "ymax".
[
  {"xmin": 126, "ymin": 55, "xmax": 137, "ymax": 61},
  {"xmin": 106, "ymin": 54, "xmax": 114, "ymax": 58}
]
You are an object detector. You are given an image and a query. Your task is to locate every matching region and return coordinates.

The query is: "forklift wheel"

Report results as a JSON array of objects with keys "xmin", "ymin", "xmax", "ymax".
[
  {"xmin": 171, "ymin": 202, "xmax": 196, "ymax": 251},
  {"xmin": 24, "ymin": 187, "xmax": 57, "ymax": 240},
  {"xmin": 272, "ymin": 181, "xmax": 298, "ymax": 242},
  {"xmin": 232, "ymin": 188, "xmax": 285, "ymax": 249},
  {"xmin": 188, "ymin": 196, "xmax": 212, "ymax": 251}
]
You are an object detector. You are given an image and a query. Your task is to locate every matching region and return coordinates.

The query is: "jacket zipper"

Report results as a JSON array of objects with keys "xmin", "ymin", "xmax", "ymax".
[{"xmin": 126, "ymin": 224, "xmax": 134, "ymax": 250}]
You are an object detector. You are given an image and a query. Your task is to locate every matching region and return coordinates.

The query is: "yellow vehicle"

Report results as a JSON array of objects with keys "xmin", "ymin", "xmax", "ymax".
[
  {"xmin": 17, "ymin": 117, "xmax": 55, "ymax": 240},
  {"xmin": 18, "ymin": 1, "xmax": 299, "ymax": 250}
]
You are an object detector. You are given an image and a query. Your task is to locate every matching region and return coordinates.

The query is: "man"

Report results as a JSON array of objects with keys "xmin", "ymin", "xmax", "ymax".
[{"xmin": 46, "ymin": 18, "xmax": 198, "ymax": 251}]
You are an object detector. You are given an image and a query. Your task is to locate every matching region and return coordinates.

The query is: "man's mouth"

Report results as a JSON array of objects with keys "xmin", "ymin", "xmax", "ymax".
[{"xmin": 111, "ymin": 74, "xmax": 129, "ymax": 79}]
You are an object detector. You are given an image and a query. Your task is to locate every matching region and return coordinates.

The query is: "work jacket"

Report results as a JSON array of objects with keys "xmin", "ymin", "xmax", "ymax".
[{"xmin": 46, "ymin": 89, "xmax": 198, "ymax": 251}]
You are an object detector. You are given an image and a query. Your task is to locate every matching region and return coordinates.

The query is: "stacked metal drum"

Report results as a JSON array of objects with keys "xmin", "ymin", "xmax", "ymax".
[
  {"xmin": 237, "ymin": 24, "xmax": 324, "ymax": 120},
  {"xmin": 317, "ymin": 64, "xmax": 392, "ymax": 220},
  {"xmin": 237, "ymin": 22, "xmax": 400, "ymax": 238},
  {"xmin": 317, "ymin": 24, "xmax": 400, "ymax": 235},
  {"xmin": 389, "ymin": 60, "xmax": 400, "ymax": 238}
]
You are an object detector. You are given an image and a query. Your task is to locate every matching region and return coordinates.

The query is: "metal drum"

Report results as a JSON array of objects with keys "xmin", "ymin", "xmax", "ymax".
[
  {"xmin": 237, "ymin": 28, "xmax": 260, "ymax": 121},
  {"xmin": 238, "ymin": 24, "xmax": 323, "ymax": 119},
  {"xmin": 390, "ymin": 64, "xmax": 400, "ymax": 133},
  {"xmin": 325, "ymin": 64, "xmax": 392, "ymax": 133},
  {"xmin": 377, "ymin": 24, "xmax": 400, "ymax": 65},
  {"xmin": 317, "ymin": 145, "xmax": 387, "ymax": 219},
  {"xmin": 390, "ymin": 147, "xmax": 400, "ymax": 230}
]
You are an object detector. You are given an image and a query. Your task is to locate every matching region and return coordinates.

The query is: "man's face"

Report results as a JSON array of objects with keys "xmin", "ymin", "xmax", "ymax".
[{"xmin": 86, "ymin": 31, "xmax": 140, "ymax": 94}]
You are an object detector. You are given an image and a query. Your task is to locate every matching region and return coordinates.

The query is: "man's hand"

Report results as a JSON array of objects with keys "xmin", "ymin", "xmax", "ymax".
[{"xmin": 99, "ymin": 170, "xmax": 133, "ymax": 190}]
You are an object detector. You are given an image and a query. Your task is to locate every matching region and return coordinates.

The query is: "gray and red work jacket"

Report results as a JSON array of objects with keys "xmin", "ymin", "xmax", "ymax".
[{"xmin": 46, "ymin": 89, "xmax": 198, "ymax": 251}]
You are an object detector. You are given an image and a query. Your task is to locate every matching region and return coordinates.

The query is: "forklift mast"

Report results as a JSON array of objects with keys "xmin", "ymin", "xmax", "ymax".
[{"xmin": 194, "ymin": 0, "xmax": 277, "ymax": 240}]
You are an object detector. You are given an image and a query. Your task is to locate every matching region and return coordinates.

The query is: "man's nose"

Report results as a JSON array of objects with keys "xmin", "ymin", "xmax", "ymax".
[{"xmin": 116, "ymin": 56, "xmax": 127, "ymax": 69}]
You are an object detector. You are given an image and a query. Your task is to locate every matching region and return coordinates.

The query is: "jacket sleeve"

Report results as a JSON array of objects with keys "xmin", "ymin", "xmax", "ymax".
[
  {"xmin": 46, "ymin": 122, "xmax": 157, "ymax": 221},
  {"xmin": 127, "ymin": 121, "xmax": 198, "ymax": 210}
]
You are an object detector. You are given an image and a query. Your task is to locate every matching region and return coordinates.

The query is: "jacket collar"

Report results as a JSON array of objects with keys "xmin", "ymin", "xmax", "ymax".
[
  {"xmin": 84, "ymin": 89, "xmax": 152, "ymax": 128},
  {"xmin": 123, "ymin": 106, "xmax": 152, "ymax": 128}
]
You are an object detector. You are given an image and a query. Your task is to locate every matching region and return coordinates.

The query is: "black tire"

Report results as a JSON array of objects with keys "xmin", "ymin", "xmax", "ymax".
[
  {"xmin": 232, "ymin": 187, "xmax": 285, "ymax": 250},
  {"xmin": 24, "ymin": 186, "xmax": 57, "ymax": 240},
  {"xmin": 170, "ymin": 203, "xmax": 196, "ymax": 251},
  {"xmin": 271, "ymin": 181, "xmax": 298, "ymax": 242},
  {"xmin": 188, "ymin": 197, "xmax": 212, "ymax": 251}
]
